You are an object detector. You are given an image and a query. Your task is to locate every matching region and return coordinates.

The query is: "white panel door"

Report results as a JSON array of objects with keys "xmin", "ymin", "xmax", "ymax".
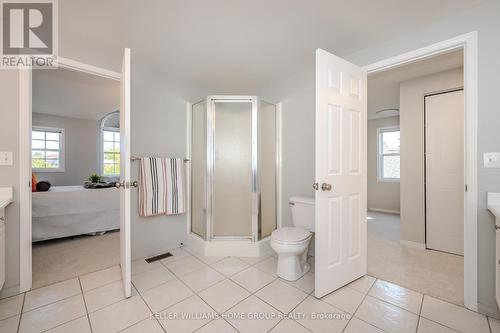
[
  {"xmin": 120, "ymin": 48, "xmax": 132, "ymax": 297},
  {"xmin": 425, "ymin": 90, "xmax": 464, "ymax": 255},
  {"xmin": 314, "ymin": 49, "xmax": 367, "ymax": 298}
]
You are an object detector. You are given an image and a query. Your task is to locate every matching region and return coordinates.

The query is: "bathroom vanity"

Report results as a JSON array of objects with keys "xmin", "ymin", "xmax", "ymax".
[
  {"xmin": 0, "ymin": 187, "xmax": 13, "ymax": 291},
  {"xmin": 488, "ymin": 192, "xmax": 500, "ymax": 309}
]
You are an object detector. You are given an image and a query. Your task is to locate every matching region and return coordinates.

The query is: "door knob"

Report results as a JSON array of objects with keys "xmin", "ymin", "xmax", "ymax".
[
  {"xmin": 313, "ymin": 183, "xmax": 319, "ymax": 191},
  {"xmin": 115, "ymin": 181, "xmax": 125, "ymax": 189},
  {"xmin": 321, "ymin": 183, "xmax": 332, "ymax": 191},
  {"xmin": 131, "ymin": 181, "xmax": 138, "ymax": 188}
]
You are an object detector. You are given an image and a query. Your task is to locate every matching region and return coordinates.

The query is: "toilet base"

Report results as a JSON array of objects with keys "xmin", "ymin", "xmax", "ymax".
[{"xmin": 276, "ymin": 254, "xmax": 310, "ymax": 281}]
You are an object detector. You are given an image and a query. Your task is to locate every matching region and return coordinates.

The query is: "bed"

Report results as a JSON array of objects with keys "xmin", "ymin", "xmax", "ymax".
[{"xmin": 32, "ymin": 185, "xmax": 120, "ymax": 242}]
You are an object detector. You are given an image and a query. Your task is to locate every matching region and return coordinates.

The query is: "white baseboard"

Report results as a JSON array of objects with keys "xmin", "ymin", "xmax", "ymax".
[
  {"xmin": 400, "ymin": 240, "xmax": 426, "ymax": 249},
  {"xmin": 368, "ymin": 208, "xmax": 400, "ymax": 215}
]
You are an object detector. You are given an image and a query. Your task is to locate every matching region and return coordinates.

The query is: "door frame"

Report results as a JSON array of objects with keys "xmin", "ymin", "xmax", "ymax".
[
  {"xmin": 364, "ymin": 31, "xmax": 478, "ymax": 311},
  {"xmin": 19, "ymin": 58, "xmax": 121, "ymax": 292}
]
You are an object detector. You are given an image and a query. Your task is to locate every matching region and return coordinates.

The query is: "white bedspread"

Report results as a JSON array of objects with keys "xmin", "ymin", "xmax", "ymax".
[{"xmin": 32, "ymin": 185, "xmax": 119, "ymax": 241}]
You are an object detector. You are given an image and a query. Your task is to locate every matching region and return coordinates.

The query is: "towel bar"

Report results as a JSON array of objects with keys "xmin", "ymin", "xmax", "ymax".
[{"xmin": 130, "ymin": 156, "xmax": 190, "ymax": 163}]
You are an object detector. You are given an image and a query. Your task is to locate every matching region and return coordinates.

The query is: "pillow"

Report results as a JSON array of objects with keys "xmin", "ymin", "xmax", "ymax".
[
  {"xmin": 36, "ymin": 181, "xmax": 51, "ymax": 192},
  {"xmin": 32, "ymin": 174, "xmax": 37, "ymax": 192}
]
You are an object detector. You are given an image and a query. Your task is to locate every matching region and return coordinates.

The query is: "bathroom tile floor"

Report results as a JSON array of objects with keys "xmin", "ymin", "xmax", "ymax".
[{"xmin": 0, "ymin": 246, "xmax": 497, "ymax": 333}]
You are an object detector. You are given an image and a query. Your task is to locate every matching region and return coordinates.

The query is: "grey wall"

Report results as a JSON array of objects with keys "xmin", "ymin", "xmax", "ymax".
[
  {"xmin": 32, "ymin": 113, "xmax": 99, "ymax": 186},
  {"xmin": 367, "ymin": 116, "xmax": 400, "ymax": 213},
  {"xmin": 258, "ymin": 69, "xmax": 315, "ymax": 226},
  {"xmin": 399, "ymin": 69, "xmax": 463, "ymax": 245},
  {"xmin": 0, "ymin": 70, "xmax": 21, "ymax": 297}
]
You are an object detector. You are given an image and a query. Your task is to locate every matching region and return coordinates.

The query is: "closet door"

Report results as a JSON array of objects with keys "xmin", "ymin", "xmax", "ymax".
[{"xmin": 425, "ymin": 90, "xmax": 464, "ymax": 255}]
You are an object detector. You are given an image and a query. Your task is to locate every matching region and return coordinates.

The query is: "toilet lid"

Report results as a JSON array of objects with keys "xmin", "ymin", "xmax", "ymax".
[{"xmin": 272, "ymin": 227, "xmax": 311, "ymax": 243}]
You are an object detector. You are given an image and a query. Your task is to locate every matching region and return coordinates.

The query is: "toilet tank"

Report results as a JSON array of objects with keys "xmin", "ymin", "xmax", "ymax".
[{"xmin": 289, "ymin": 196, "xmax": 315, "ymax": 232}]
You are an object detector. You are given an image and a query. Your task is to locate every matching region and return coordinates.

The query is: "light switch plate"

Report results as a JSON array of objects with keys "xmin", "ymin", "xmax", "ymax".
[
  {"xmin": 0, "ymin": 152, "xmax": 13, "ymax": 166},
  {"xmin": 484, "ymin": 152, "xmax": 500, "ymax": 168}
]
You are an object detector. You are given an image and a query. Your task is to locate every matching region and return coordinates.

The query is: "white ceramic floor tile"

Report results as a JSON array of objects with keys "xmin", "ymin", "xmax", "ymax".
[
  {"xmin": 45, "ymin": 316, "xmax": 91, "ymax": 333},
  {"xmin": 89, "ymin": 295, "xmax": 150, "ymax": 333},
  {"xmin": 198, "ymin": 279, "xmax": 250, "ymax": 313},
  {"xmin": 163, "ymin": 256, "xmax": 206, "ymax": 276},
  {"xmin": 417, "ymin": 317, "xmax": 458, "ymax": 333},
  {"xmin": 192, "ymin": 253, "xmax": 226, "ymax": 265},
  {"xmin": 196, "ymin": 320, "xmax": 238, "ymax": 333},
  {"xmin": 210, "ymin": 257, "xmax": 250, "ymax": 277},
  {"xmin": 347, "ymin": 275, "xmax": 376, "ymax": 294},
  {"xmin": 19, "ymin": 294, "xmax": 86, "ymax": 333},
  {"xmin": 160, "ymin": 247, "xmax": 192, "ymax": 264},
  {"xmin": 355, "ymin": 295, "xmax": 418, "ymax": 333},
  {"xmin": 0, "ymin": 294, "xmax": 23, "ymax": 321},
  {"xmin": 255, "ymin": 280, "xmax": 308, "ymax": 314},
  {"xmin": 141, "ymin": 278, "xmax": 194, "ymax": 313},
  {"xmin": 269, "ymin": 319, "xmax": 310, "ymax": 333},
  {"xmin": 178, "ymin": 266, "xmax": 225, "ymax": 292},
  {"xmin": 0, "ymin": 315, "xmax": 20, "ymax": 333},
  {"xmin": 343, "ymin": 317, "xmax": 385, "ymax": 333},
  {"xmin": 284, "ymin": 272, "xmax": 315, "ymax": 294},
  {"xmin": 120, "ymin": 318, "xmax": 164, "ymax": 333},
  {"xmin": 420, "ymin": 296, "xmax": 489, "ymax": 333},
  {"xmin": 157, "ymin": 295, "xmax": 214, "ymax": 333},
  {"xmin": 131, "ymin": 259, "xmax": 163, "ymax": 276},
  {"xmin": 79, "ymin": 266, "xmax": 121, "ymax": 292},
  {"xmin": 132, "ymin": 265, "xmax": 176, "ymax": 292},
  {"xmin": 84, "ymin": 279, "xmax": 137, "ymax": 313},
  {"xmin": 322, "ymin": 285, "xmax": 365, "ymax": 314},
  {"xmin": 369, "ymin": 279, "xmax": 423, "ymax": 314},
  {"xmin": 24, "ymin": 278, "xmax": 81, "ymax": 312},
  {"xmin": 254, "ymin": 256, "xmax": 278, "ymax": 276},
  {"xmin": 489, "ymin": 317, "xmax": 500, "ymax": 333},
  {"xmin": 292, "ymin": 296, "xmax": 350, "ymax": 333},
  {"xmin": 230, "ymin": 267, "xmax": 276, "ymax": 293},
  {"xmin": 226, "ymin": 296, "xmax": 281, "ymax": 333},
  {"xmin": 238, "ymin": 254, "xmax": 271, "ymax": 266}
]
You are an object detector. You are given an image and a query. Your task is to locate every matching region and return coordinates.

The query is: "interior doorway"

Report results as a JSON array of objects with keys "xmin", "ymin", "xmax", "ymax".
[{"xmin": 19, "ymin": 52, "xmax": 132, "ymax": 297}]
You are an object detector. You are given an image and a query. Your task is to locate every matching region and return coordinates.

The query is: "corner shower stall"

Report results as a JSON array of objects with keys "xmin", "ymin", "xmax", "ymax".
[{"xmin": 187, "ymin": 96, "xmax": 280, "ymax": 256}]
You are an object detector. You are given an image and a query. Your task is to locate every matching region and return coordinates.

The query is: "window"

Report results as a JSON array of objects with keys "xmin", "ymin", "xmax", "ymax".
[
  {"xmin": 102, "ymin": 130, "xmax": 120, "ymax": 176},
  {"xmin": 378, "ymin": 126, "xmax": 400, "ymax": 181},
  {"xmin": 32, "ymin": 127, "xmax": 64, "ymax": 172}
]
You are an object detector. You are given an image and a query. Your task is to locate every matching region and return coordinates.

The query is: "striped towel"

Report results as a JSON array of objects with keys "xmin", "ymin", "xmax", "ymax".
[
  {"xmin": 165, "ymin": 158, "xmax": 186, "ymax": 215},
  {"xmin": 139, "ymin": 157, "xmax": 186, "ymax": 217},
  {"xmin": 139, "ymin": 157, "xmax": 167, "ymax": 217}
]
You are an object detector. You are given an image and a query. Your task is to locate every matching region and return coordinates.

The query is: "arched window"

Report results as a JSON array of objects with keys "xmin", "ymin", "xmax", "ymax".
[{"xmin": 99, "ymin": 111, "xmax": 120, "ymax": 177}]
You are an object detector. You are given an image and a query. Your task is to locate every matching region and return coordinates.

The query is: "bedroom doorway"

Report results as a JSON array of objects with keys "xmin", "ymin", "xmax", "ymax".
[
  {"xmin": 19, "ymin": 52, "xmax": 132, "ymax": 297},
  {"xmin": 30, "ymin": 67, "xmax": 121, "ymax": 288}
]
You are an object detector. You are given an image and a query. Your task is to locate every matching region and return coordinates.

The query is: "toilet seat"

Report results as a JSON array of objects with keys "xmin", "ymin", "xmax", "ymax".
[{"xmin": 271, "ymin": 227, "xmax": 311, "ymax": 244}]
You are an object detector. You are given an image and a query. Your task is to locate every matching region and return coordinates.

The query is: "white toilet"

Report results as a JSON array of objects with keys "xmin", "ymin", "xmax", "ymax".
[{"xmin": 270, "ymin": 196, "xmax": 314, "ymax": 281}]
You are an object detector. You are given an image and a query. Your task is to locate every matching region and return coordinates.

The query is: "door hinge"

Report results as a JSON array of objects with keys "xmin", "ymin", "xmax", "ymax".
[{"xmin": 465, "ymin": 184, "xmax": 468, "ymax": 192}]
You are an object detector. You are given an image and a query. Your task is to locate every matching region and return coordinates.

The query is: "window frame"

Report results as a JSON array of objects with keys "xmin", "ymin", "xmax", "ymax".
[
  {"xmin": 377, "ymin": 125, "xmax": 400, "ymax": 182},
  {"xmin": 31, "ymin": 126, "xmax": 65, "ymax": 173},
  {"xmin": 101, "ymin": 127, "xmax": 121, "ymax": 177}
]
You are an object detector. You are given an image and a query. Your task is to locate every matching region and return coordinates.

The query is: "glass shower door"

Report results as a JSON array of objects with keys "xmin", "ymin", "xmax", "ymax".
[{"xmin": 212, "ymin": 100, "xmax": 254, "ymax": 238}]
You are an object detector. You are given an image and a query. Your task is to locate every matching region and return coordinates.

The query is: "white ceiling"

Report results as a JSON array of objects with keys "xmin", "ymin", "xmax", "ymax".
[
  {"xmin": 32, "ymin": 68, "xmax": 120, "ymax": 121},
  {"xmin": 368, "ymin": 49, "xmax": 463, "ymax": 119},
  {"xmin": 59, "ymin": 0, "xmax": 490, "ymax": 92}
]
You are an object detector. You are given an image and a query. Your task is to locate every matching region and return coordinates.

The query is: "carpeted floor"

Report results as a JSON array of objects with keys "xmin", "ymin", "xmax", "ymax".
[
  {"xmin": 32, "ymin": 230, "xmax": 120, "ymax": 288},
  {"xmin": 367, "ymin": 211, "xmax": 464, "ymax": 305}
]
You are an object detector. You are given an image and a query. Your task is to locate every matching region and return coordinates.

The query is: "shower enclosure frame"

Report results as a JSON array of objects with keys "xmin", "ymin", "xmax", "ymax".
[{"xmin": 186, "ymin": 95, "xmax": 282, "ymax": 244}]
